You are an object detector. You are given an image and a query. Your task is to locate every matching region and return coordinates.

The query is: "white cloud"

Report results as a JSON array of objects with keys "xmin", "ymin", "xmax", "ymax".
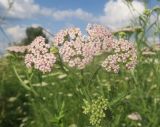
[
  {"xmin": 0, "ymin": 0, "xmax": 9, "ymax": 8},
  {"xmin": 31, "ymin": 24, "xmax": 41, "ymax": 28},
  {"xmin": 52, "ymin": 8, "xmax": 94, "ymax": 21},
  {"xmin": 0, "ymin": 0, "xmax": 94, "ymax": 21},
  {"xmin": 0, "ymin": 0, "xmax": 40, "ymax": 19},
  {"xmin": 98, "ymin": 0, "xmax": 145, "ymax": 29},
  {"xmin": 6, "ymin": 25, "xmax": 26, "ymax": 42},
  {"xmin": 0, "ymin": 0, "xmax": 146, "ymax": 26}
]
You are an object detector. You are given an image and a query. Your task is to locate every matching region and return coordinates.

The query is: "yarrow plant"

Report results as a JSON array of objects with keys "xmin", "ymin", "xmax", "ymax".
[
  {"xmin": 25, "ymin": 36, "xmax": 56, "ymax": 73},
  {"xmin": 9, "ymin": 23, "xmax": 138, "ymax": 127}
]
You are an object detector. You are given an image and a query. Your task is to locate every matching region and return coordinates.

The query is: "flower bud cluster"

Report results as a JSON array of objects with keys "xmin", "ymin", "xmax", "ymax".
[
  {"xmin": 82, "ymin": 96, "xmax": 108, "ymax": 127},
  {"xmin": 101, "ymin": 39, "xmax": 137, "ymax": 73},
  {"xmin": 25, "ymin": 36, "xmax": 56, "ymax": 73}
]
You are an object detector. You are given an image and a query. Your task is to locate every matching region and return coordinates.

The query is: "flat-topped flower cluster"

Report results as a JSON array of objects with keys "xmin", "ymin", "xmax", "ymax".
[
  {"xmin": 59, "ymin": 35, "xmax": 94, "ymax": 69},
  {"xmin": 24, "ymin": 36, "xmax": 56, "ymax": 73},
  {"xmin": 86, "ymin": 24, "xmax": 113, "ymax": 55},
  {"xmin": 102, "ymin": 39, "xmax": 137, "ymax": 73},
  {"xmin": 53, "ymin": 27, "xmax": 82, "ymax": 46}
]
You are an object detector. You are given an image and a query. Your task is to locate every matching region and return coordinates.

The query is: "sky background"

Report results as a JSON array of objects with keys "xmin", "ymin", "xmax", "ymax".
[{"xmin": 0, "ymin": 0, "xmax": 159, "ymax": 53}]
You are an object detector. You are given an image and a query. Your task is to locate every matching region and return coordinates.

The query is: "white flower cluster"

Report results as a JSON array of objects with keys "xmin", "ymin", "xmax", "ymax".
[
  {"xmin": 53, "ymin": 25, "xmax": 114, "ymax": 69},
  {"xmin": 25, "ymin": 36, "xmax": 56, "ymax": 73},
  {"xmin": 86, "ymin": 24, "xmax": 113, "ymax": 55},
  {"xmin": 102, "ymin": 39, "xmax": 137, "ymax": 73},
  {"xmin": 53, "ymin": 27, "xmax": 82, "ymax": 46},
  {"xmin": 59, "ymin": 37, "xmax": 94, "ymax": 69}
]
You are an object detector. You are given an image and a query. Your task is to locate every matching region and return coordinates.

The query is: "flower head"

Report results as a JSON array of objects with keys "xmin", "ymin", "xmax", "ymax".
[
  {"xmin": 86, "ymin": 24, "xmax": 112, "ymax": 40},
  {"xmin": 53, "ymin": 27, "xmax": 82, "ymax": 47},
  {"xmin": 102, "ymin": 39, "xmax": 137, "ymax": 73},
  {"xmin": 86, "ymin": 24, "xmax": 113, "ymax": 55},
  {"xmin": 25, "ymin": 36, "xmax": 56, "ymax": 73},
  {"xmin": 59, "ymin": 37, "xmax": 94, "ymax": 69}
]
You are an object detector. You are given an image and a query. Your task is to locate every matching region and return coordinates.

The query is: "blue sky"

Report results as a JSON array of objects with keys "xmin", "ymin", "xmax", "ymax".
[
  {"xmin": 0, "ymin": 0, "xmax": 159, "ymax": 53},
  {"xmin": 36, "ymin": 0, "xmax": 105, "ymax": 14}
]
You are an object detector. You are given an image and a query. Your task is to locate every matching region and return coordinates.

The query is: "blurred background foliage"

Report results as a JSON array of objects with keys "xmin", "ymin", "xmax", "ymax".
[{"xmin": 21, "ymin": 27, "xmax": 49, "ymax": 46}]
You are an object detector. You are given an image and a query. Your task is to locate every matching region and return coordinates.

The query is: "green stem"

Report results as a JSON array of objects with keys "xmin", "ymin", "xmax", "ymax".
[
  {"xmin": 28, "ymin": 72, "xmax": 39, "ymax": 96},
  {"xmin": 80, "ymin": 70, "xmax": 85, "ymax": 85},
  {"xmin": 88, "ymin": 66, "xmax": 101, "ymax": 86},
  {"xmin": 131, "ymin": 71, "xmax": 138, "ymax": 88},
  {"xmin": 57, "ymin": 52, "xmax": 85, "ymax": 99},
  {"xmin": 37, "ymin": 72, "xmax": 43, "ymax": 98},
  {"xmin": 13, "ymin": 66, "xmax": 31, "ymax": 90},
  {"xmin": 97, "ymin": 75, "xmax": 104, "ymax": 96},
  {"xmin": 13, "ymin": 66, "xmax": 38, "ymax": 96},
  {"xmin": 58, "ymin": 53, "xmax": 68, "ymax": 74},
  {"xmin": 80, "ymin": 69, "xmax": 91, "ymax": 100}
]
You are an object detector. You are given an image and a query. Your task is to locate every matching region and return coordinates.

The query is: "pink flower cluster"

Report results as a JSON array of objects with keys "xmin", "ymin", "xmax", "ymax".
[
  {"xmin": 7, "ymin": 46, "xmax": 28, "ymax": 53},
  {"xmin": 86, "ymin": 24, "xmax": 112, "ymax": 40},
  {"xmin": 53, "ymin": 24, "xmax": 137, "ymax": 71},
  {"xmin": 59, "ymin": 37, "xmax": 94, "ymax": 69},
  {"xmin": 53, "ymin": 24, "xmax": 114, "ymax": 69},
  {"xmin": 53, "ymin": 27, "xmax": 82, "ymax": 46},
  {"xmin": 25, "ymin": 36, "xmax": 56, "ymax": 73},
  {"xmin": 86, "ymin": 24, "xmax": 113, "ymax": 55},
  {"xmin": 101, "ymin": 39, "xmax": 137, "ymax": 73}
]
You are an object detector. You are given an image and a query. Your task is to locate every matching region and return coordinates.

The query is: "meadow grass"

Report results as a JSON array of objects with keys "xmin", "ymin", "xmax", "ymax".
[{"xmin": 0, "ymin": 47, "xmax": 160, "ymax": 127}]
